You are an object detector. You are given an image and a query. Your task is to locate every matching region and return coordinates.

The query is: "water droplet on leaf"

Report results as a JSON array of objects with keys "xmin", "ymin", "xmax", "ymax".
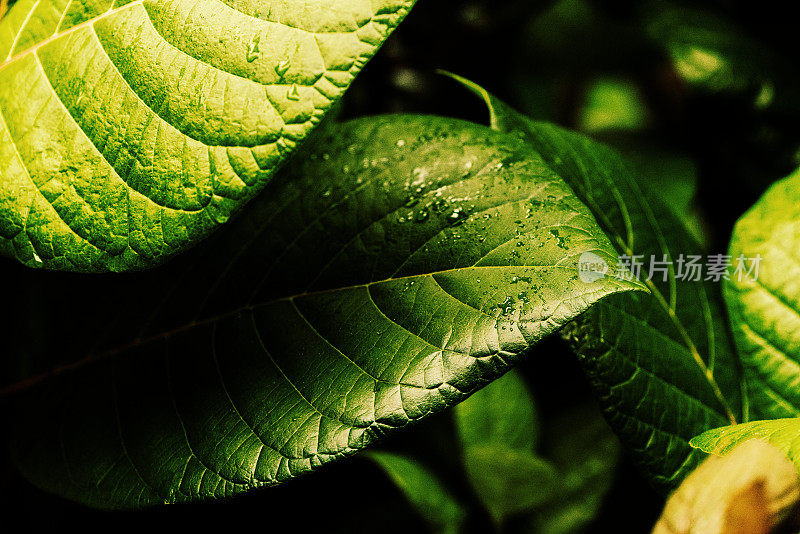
[
  {"xmin": 275, "ymin": 59, "xmax": 291, "ymax": 77},
  {"xmin": 287, "ymin": 84, "xmax": 301, "ymax": 101},
  {"xmin": 246, "ymin": 34, "xmax": 261, "ymax": 62},
  {"xmin": 447, "ymin": 207, "xmax": 468, "ymax": 226}
]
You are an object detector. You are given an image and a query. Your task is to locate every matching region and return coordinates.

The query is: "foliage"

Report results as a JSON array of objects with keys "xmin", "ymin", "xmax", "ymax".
[
  {"xmin": 0, "ymin": 0, "xmax": 414, "ymax": 271},
  {"xmin": 1, "ymin": 115, "xmax": 640, "ymax": 508},
  {"xmin": 2, "ymin": 0, "xmax": 800, "ymax": 531},
  {"xmin": 371, "ymin": 370, "xmax": 620, "ymax": 533}
]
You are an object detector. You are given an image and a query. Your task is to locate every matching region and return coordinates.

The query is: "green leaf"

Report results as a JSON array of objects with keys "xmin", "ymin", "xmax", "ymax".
[
  {"xmin": 0, "ymin": 0, "xmax": 415, "ymax": 272},
  {"xmin": 578, "ymin": 77, "xmax": 650, "ymax": 133},
  {"xmin": 625, "ymin": 149, "xmax": 705, "ymax": 248},
  {"xmin": 463, "ymin": 446, "xmax": 559, "ymax": 524},
  {"xmin": 643, "ymin": 1, "xmax": 799, "ymax": 111},
  {"xmin": 446, "ymin": 73, "xmax": 745, "ymax": 491},
  {"xmin": 725, "ymin": 167, "xmax": 800, "ymax": 419},
  {"xmin": 455, "ymin": 370, "xmax": 557, "ymax": 523},
  {"xmin": 454, "ymin": 369, "xmax": 539, "ymax": 452},
  {"xmin": 1, "ymin": 115, "xmax": 642, "ymax": 509},
  {"xmin": 691, "ymin": 419, "xmax": 800, "ymax": 461},
  {"xmin": 453, "ymin": 370, "xmax": 618, "ymax": 531},
  {"xmin": 368, "ymin": 452, "xmax": 466, "ymax": 534},
  {"xmin": 531, "ymin": 405, "xmax": 620, "ymax": 534}
]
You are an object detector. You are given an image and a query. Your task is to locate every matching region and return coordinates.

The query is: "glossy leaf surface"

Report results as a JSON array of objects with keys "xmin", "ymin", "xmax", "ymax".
[
  {"xmin": 1, "ymin": 115, "xmax": 641, "ymax": 508},
  {"xmin": 0, "ymin": 0, "xmax": 415, "ymax": 271}
]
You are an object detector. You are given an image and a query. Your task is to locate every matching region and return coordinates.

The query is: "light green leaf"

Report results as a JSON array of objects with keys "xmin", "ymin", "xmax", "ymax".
[
  {"xmin": 578, "ymin": 77, "xmax": 650, "ymax": 133},
  {"xmin": 725, "ymin": 167, "xmax": 800, "ymax": 419},
  {"xmin": 0, "ymin": 0, "xmax": 415, "ymax": 272},
  {"xmin": 1, "ymin": 115, "xmax": 642, "ymax": 509},
  {"xmin": 368, "ymin": 452, "xmax": 465, "ymax": 534},
  {"xmin": 691, "ymin": 419, "xmax": 800, "ymax": 461},
  {"xmin": 447, "ymin": 73, "xmax": 745, "ymax": 491}
]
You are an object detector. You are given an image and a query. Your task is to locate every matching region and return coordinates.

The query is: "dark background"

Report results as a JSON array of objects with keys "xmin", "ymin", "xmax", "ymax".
[{"xmin": 2, "ymin": 0, "xmax": 799, "ymax": 531}]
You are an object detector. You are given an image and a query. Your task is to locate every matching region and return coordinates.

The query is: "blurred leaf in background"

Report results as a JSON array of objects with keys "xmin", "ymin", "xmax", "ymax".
[
  {"xmin": 643, "ymin": 0, "xmax": 800, "ymax": 111},
  {"xmin": 368, "ymin": 452, "xmax": 466, "ymax": 534},
  {"xmin": 578, "ymin": 77, "xmax": 651, "ymax": 133},
  {"xmin": 528, "ymin": 405, "xmax": 621, "ymax": 534},
  {"xmin": 455, "ymin": 371, "xmax": 558, "ymax": 525},
  {"xmin": 371, "ymin": 369, "xmax": 620, "ymax": 533},
  {"xmin": 572, "ymin": 73, "xmax": 706, "ymax": 245}
]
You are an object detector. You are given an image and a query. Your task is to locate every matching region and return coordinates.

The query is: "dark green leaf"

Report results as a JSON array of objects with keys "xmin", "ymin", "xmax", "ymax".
[
  {"xmin": 368, "ymin": 452, "xmax": 466, "ymax": 534},
  {"xmin": 447, "ymin": 73, "xmax": 745, "ymax": 491},
  {"xmin": 532, "ymin": 405, "xmax": 620, "ymax": 534},
  {"xmin": 455, "ymin": 370, "xmax": 555, "ymax": 523},
  {"xmin": 463, "ymin": 446, "xmax": 559, "ymax": 524},
  {"xmin": 1, "ymin": 115, "xmax": 641, "ymax": 508}
]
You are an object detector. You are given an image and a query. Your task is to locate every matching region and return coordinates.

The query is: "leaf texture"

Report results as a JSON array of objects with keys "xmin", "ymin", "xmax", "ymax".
[
  {"xmin": 724, "ymin": 167, "xmax": 800, "ymax": 419},
  {"xmin": 0, "ymin": 115, "xmax": 642, "ymax": 508},
  {"xmin": 0, "ymin": 0, "xmax": 415, "ymax": 272},
  {"xmin": 449, "ymin": 74, "xmax": 745, "ymax": 491}
]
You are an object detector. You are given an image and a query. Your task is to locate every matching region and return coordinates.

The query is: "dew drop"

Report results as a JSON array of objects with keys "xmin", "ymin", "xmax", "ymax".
[
  {"xmin": 497, "ymin": 296, "xmax": 514, "ymax": 316},
  {"xmin": 447, "ymin": 207, "xmax": 468, "ymax": 226},
  {"xmin": 411, "ymin": 167, "xmax": 429, "ymax": 186},
  {"xmin": 287, "ymin": 84, "xmax": 301, "ymax": 101},
  {"xmin": 246, "ymin": 34, "xmax": 261, "ymax": 62},
  {"xmin": 275, "ymin": 59, "xmax": 291, "ymax": 77}
]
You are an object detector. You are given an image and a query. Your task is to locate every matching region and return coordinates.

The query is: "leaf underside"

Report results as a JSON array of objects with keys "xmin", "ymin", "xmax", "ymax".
[
  {"xmin": 450, "ymin": 76, "xmax": 745, "ymax": 491},
  {"xmin": 0, "ymin": 0, "xmax": 415, "ymax": 272},
  {"xmin": 2, "ymin": 115, "xmax": 641, "ymax": 509}
]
